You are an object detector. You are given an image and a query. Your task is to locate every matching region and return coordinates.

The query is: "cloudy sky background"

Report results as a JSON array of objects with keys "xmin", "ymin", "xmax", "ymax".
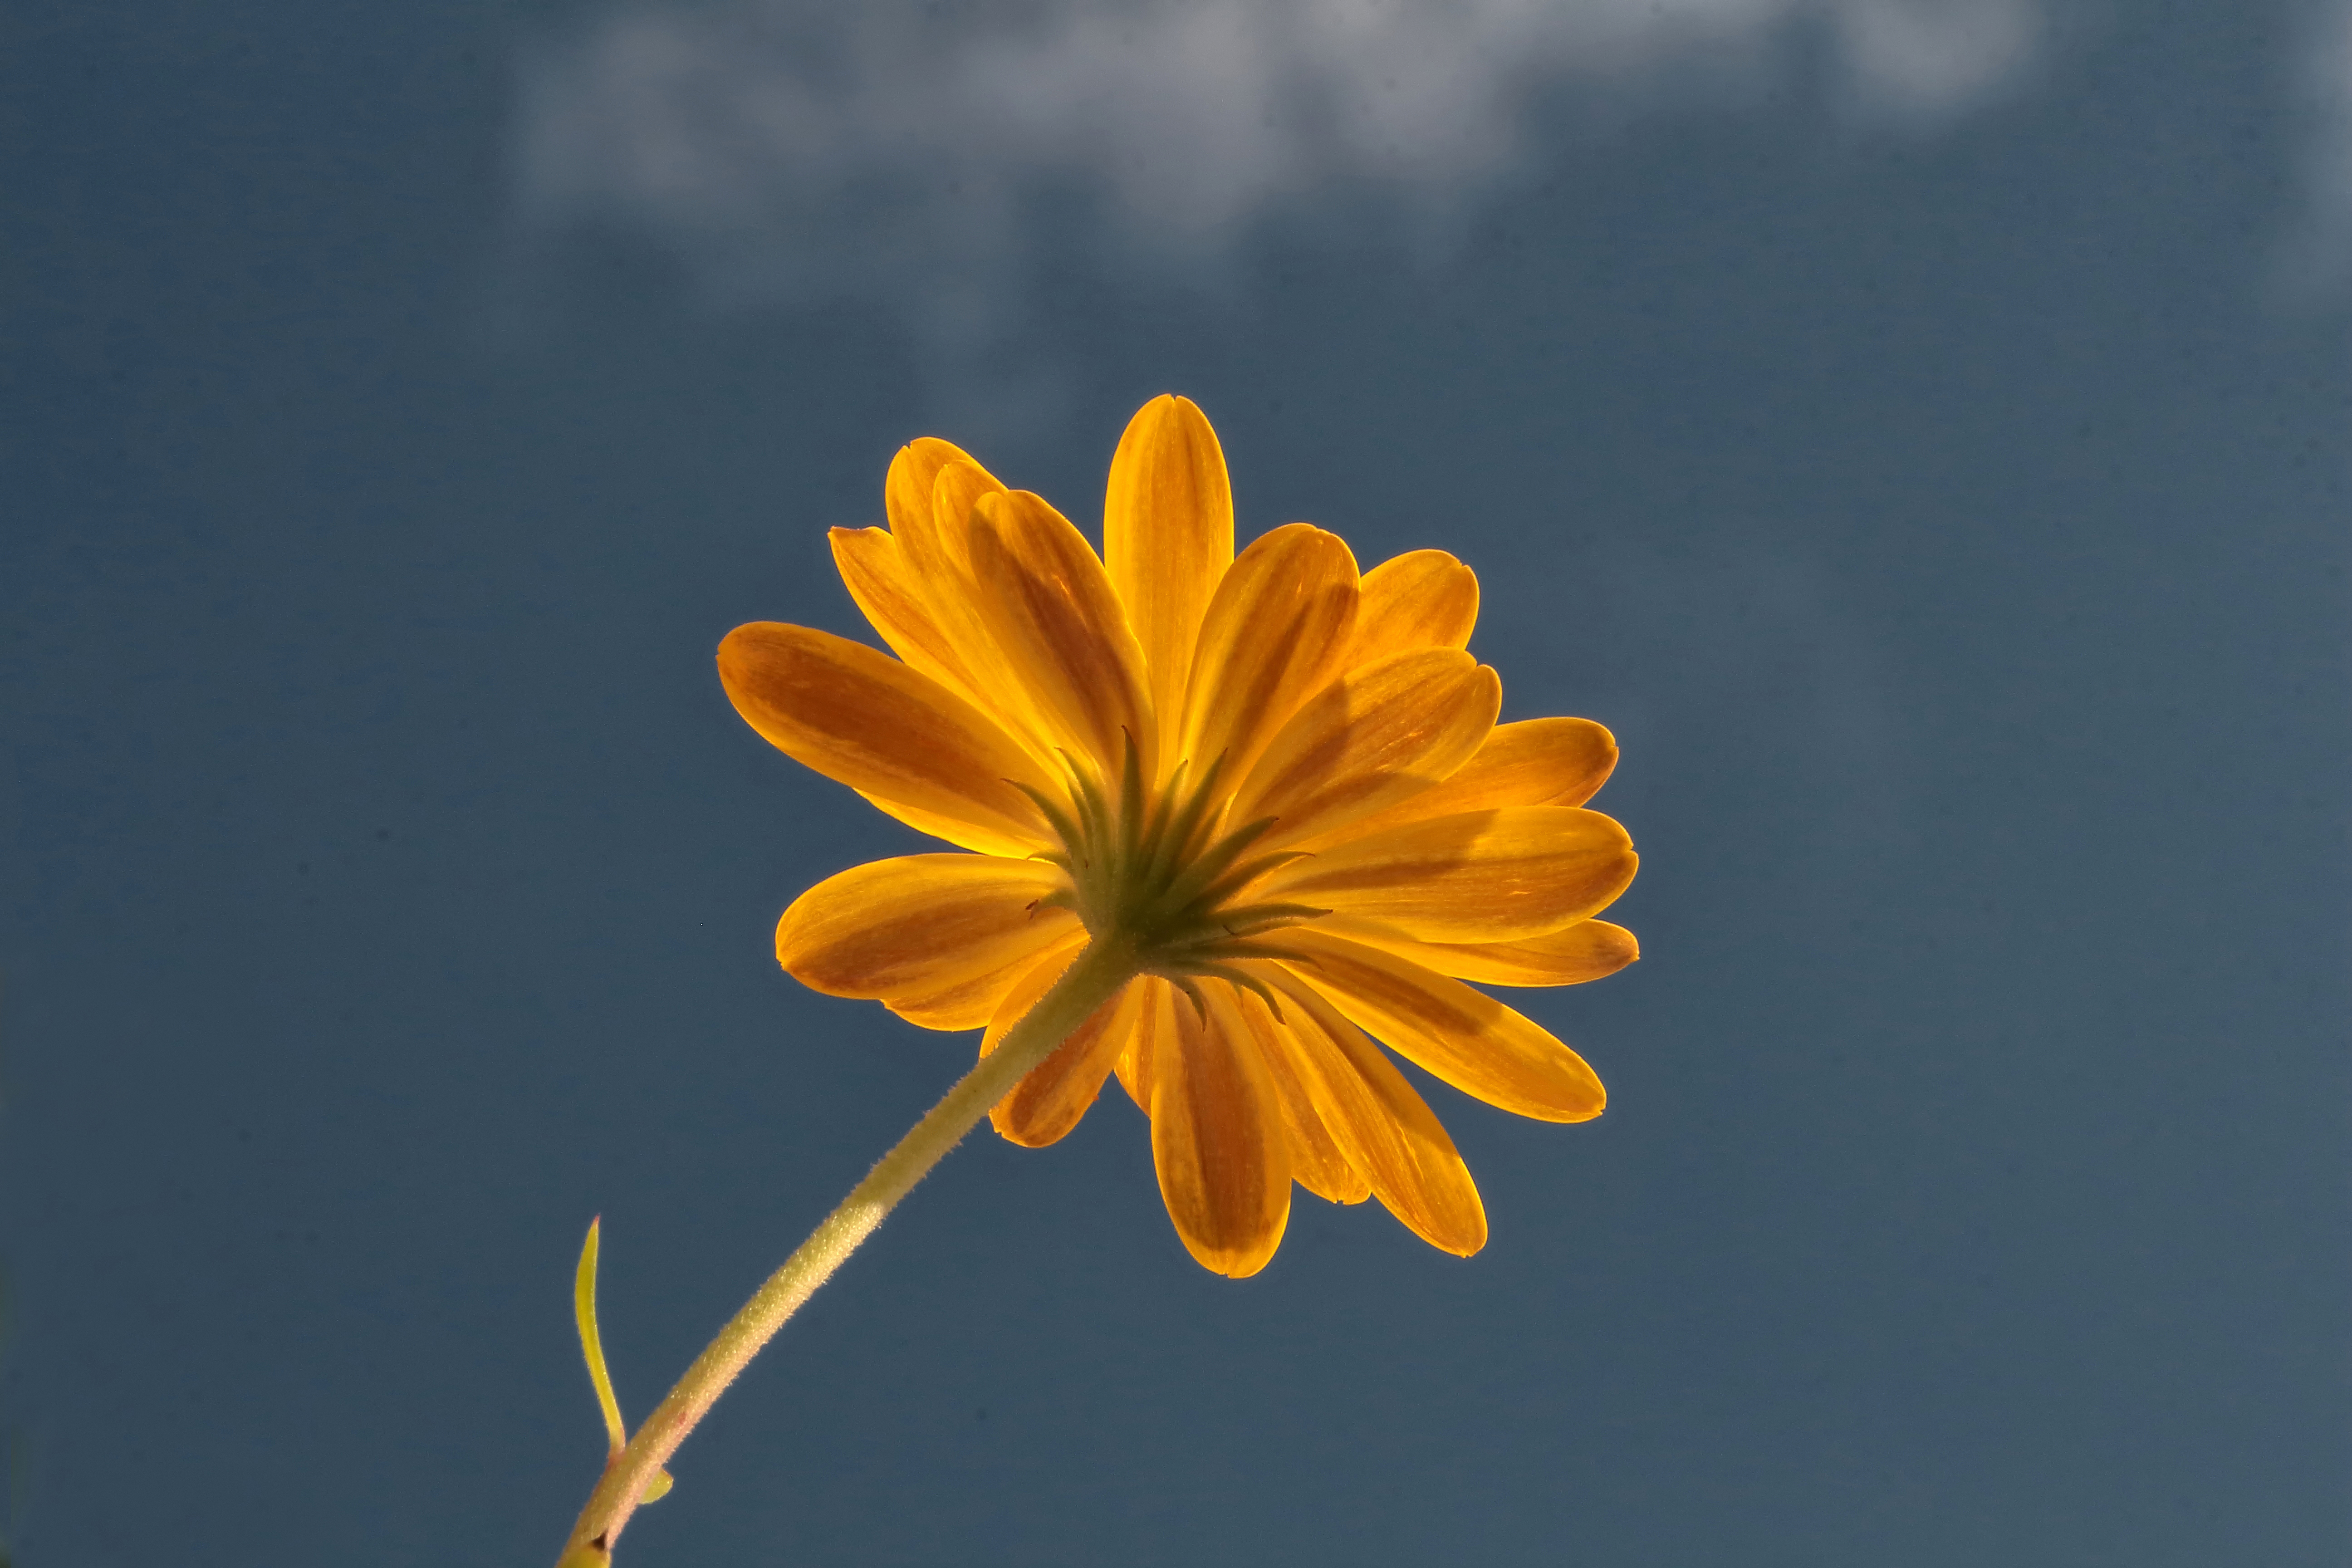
[
  {"xmin": 514, "ymin": 0, "xmax": 2050, "ymax": 281},
  {"xmin": 510, "ymin": 0, "xmax": 2064, "ymax": 424},
  {"xmin": 5, "ymin": 1, "xmax": 2347, "ymax": 1564},
  {"xmin": 507, "ymin": 0, "xmax": 2352, "ymax": 372}
]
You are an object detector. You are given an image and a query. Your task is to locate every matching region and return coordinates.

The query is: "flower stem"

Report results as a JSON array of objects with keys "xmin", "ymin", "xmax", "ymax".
[{"xmin": 553, "ymin": 935, "xmax": 1141, "ymax": 1566}]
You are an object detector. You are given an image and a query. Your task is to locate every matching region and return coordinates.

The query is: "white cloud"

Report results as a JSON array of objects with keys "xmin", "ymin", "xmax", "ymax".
[
  {"xmin": 514, "ymin": 0, "xmax": 2044, "ymax": 293},
  {"xmin": 508, "ymin": 0, "xmax": 2047, "ymax": 428},
  {"xmin": 2283, "ymin": 0, "xmax": 2352, "ymax": 295}
]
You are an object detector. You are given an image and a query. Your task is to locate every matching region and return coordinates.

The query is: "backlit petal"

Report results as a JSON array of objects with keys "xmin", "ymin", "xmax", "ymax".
[
  {"xmin": 884, "ymin": 439, "xmax": 1001, "ymax": 582},
  {"xmin": 1254, "ymin": 964, "xmax": 1487, "ymax": 1253},
  {"xmin": 907, "ymin": 463, "xmax": 1077, "ymax": 764},
  {"xmin": 1151, "ymin": 981, "xmax": 1293, "ymax": 1276},
  {"xmin": 845, "ymin": 450, "xmax": 1046, "ymax": 759},
  {"xmin": 829, "ymin": 526, "xmax": 985, "ymax": 703},
  {"xmin": 1267, "ymin": 805, "xmax": 1637, "ymax": 941},
  {"xmin": 876, "ymin": 447, "xmax": 1060, "ymax": 748},
  {"xmin": 848, "ymin": 791, "xmax": 1023, "ymax": 857},
  {"xmin": 718, "ymin": 622, "xmax": 1056, "ymax": 855},
  {"xmin": 1105, "ymin": 395, "xmax": 1233, "ymax": 755},
  {"xmin": 1349, "ymin": 550, "xmax": 1478, "ymax": 665},
  {"xmin": 1114, "ymin": 975, "xmax": 1177, "ymax": 1113},
  {"xmin": 1317, "ymin": 916, "xmax": 1641, "ymax": 989},
  {"xmin": 878, "ymin": 456, "xmax": 1081, "ymax": 766},
  {"xmin": 1296, "ymin": 716, "xmax": 1619, "ymax": 852},
  {"xmin": 1211, "ymin": 983, "xmax": 1368, "ymax": 1205},
  {"xmin": 775, "ymin": 855, "xmax": 1077, "ymax": 1004},
  {"xmin": 1233, "ymin": 648, "xmax": 1499, "ymax": 848},
  {"xmin": 969, "ymin": 490, "xmax": 1155, "ymax": 774},
  {"xmin": 1277, "ymin": 927, "xmax": 1605, "ymax": 1122},
  {"xmin": 1179, "ymin": 523, "xmax": 1359, "ymax": 785},
  {"xmin": 982, "ymin": 940, "xmax": 1137, "ymax": 1147},
  {"xmin": 887, "ymin": 924, "xmax": 1087, "ymax": 1032},
  {"xmin": 922, "ymin": 457, "xmax": 1003, "ymax": 580}
]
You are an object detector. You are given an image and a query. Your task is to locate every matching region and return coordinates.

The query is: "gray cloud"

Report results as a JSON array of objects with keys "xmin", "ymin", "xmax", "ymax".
[
  {"xmin": 505, "ymin": 0, "xmax": 2050, "ymax": 436},
  {"xmin": 513, "ymin": 0, "xmax": 2047, "ymax": 308},
  {"xmin": 2281, "ymin": 0, "xmax": 2352, "ymax": 294}
]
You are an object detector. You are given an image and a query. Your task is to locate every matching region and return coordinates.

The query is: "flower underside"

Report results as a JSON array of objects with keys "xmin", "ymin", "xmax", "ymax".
[
  {"xmin": 1024, "ymin": 735, "xmax": 1323, "ymax": 1014},
  {"xmin": 721, "ymin": 393, "xmax": 1641, "ymax": 1276}
]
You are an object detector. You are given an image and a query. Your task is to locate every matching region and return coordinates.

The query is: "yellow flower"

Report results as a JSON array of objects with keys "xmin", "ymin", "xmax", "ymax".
[{"xmin": 719, "ymin": 396, "xmax": 1638, "ymax": 1277}]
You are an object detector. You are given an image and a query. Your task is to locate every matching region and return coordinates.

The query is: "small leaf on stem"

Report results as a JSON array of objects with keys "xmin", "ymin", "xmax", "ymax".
[{"xmin": 573, "ymin": 1218, "xmax": 628, "ymax": 1457}]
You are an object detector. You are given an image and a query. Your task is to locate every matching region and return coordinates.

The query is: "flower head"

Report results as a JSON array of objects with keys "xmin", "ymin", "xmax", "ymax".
[{"xmin": 720, "ymin": 396, "xmax": 1637, "ymax": 1276}]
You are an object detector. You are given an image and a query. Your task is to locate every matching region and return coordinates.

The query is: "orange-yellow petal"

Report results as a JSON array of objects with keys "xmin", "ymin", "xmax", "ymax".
[
  {"xmin": 921, "ymin": 457, "xmax": 1004, "ymax": 581},
  {"xmin": 982, "ymin": 941, "xmax": 1138, "ymax": 1147},
  {"xmin": 1276, "ymin": 928, "xmax": 1605, "ymax": 1121},
  {"xmin": 718, "ymin": 622, "xmax": 1057, "ymax": 856},
  {"xmin": 968, "ymin": 490, "xmax": 1155, "ymax": 774},
  {"xmin": 1113, "ymin": 975, "xmax": 1177, "ymax": 1113},
  {"xmin": 1254, "ymin": 965, "xmax": 1487, "ymax": 1254},
  {"xmin": 1178, "ymin": 523, "xmax": 1359, "ymax": 785},
  {"xmin": 1316, "ymin": 916, "xmax": 1641, "ymax": 989},
  {"xmin": 829, "ymin": 526, "xmax": 986, "ymax": 704},
  {"xmin": 1104, "ymin": 396, "xmax": 1233, "ymax": 754},
  {"xmin": 864, "ymin": 454, "xmax": 1066, "ymax": 768},
  {"xmin": 888, "ymin": 461, "xmax": 1077, "ymax": 765},
  {"xmin": 775, "ymin": 855, "xmax": 1077, "ymax": 1008},
  {"xmin": 715, "ymin": 620, "xmax": 1049, "ymax": 846},
  {"xmin": 845, "ymin": 791, "xmax": 1013, "ymax": 855},
  {"xmin": 1349, "ymin": 549, "xmax": 1478, "ymax": 665},
  {"xmin": 1295, "ymin": 716, "xmax": 1619, "ymax": 852},
  {"xmin": 884, "ymin": 439, "xmax": 1000, "ymax": 581},
  {"xmin": 1267, "ymin": 805, "xmax": 1637, "ymax": 942},
  {"xmin": 1211, "ymin": 983, "xmax": 1368, "ymax": 1205},
  {"xmin": 887, "ymin": 924, "xmax": 1087, "ymax": 1032},
  {"xmin": 1232, "ymin": 648, "xmax": 1500, "ymax": 848},
  {"xmin": 1151, "ymin": 982, "xmax": 1293, "ymax": 1276}
]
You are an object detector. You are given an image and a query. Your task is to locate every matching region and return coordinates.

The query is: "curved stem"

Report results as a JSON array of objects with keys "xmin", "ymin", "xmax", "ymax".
[{"xmin": 554, "ymin": 936, "xmax": 1140, "ymax": 1566}]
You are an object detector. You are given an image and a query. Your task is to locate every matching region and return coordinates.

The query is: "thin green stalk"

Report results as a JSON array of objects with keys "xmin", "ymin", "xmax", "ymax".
[{"xmin": 554, "ymin": 935, "xmax": 1141, "ymax": 1566}]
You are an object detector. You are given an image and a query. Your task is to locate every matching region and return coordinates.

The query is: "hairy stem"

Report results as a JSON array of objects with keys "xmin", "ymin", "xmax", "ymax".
[{"xmin": 554, "ymin": 935, "xmax": 1140, "ymax": 1566}]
